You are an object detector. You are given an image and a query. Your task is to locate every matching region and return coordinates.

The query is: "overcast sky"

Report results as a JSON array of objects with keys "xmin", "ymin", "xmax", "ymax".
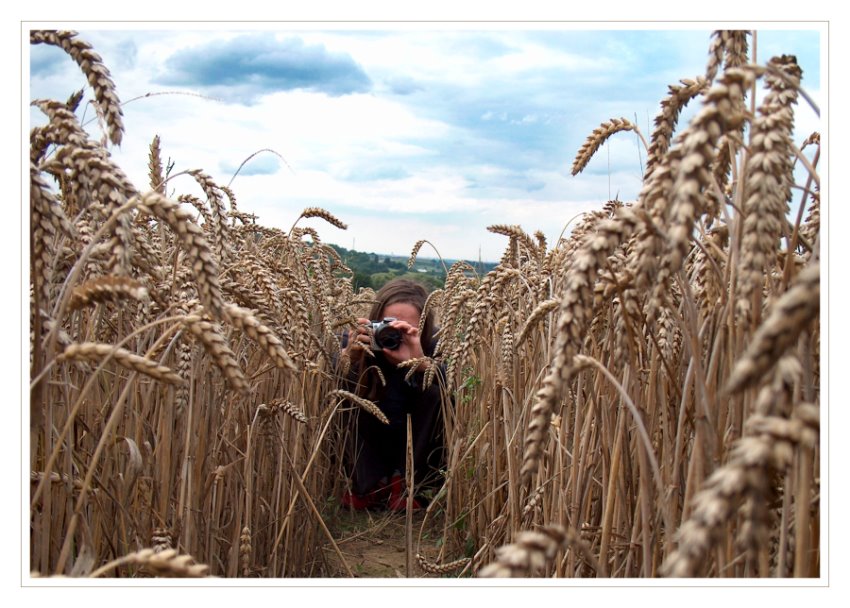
[{"xmin": 27, "ymin": 24, "xmax": 822, "ymax": 262}]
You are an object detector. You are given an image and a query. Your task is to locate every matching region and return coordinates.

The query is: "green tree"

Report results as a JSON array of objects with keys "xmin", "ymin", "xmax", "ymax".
[{"xmin": 353, "ymin": 271, "xmax": 372, "ymax": 291}]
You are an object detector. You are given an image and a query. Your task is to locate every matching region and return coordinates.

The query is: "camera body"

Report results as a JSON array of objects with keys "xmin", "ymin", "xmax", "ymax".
[{"xmin": 368, "ymin": 317, "xmax": 402, "ymax": 351}]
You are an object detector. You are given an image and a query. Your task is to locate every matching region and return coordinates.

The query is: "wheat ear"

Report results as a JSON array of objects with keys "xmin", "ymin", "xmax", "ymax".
[
  {"xmin": 223, "ymin": 303, "xmax": 297, "ymax": 371},
  {"xmin": 239, "ymin": 526, "xmax": 252, "ymax": 577},
  {"xmin": 30, "ymin": 30, "xmax": 124, "ymax": 145},
  {"xmin": 662, "ymin": 362, "xmax": 817, "ymax": 577},
  {"xmin": 478, "ymin": 525, "xmax": 604, "ymax": 578},
  {"xmin": 291, "ymin": 206, "xmax": 348, "ymax": 232},
  {"xmin": 645, "ymin": 77, "xmax": 708, "ymax": 177},
  {"xmin": 416, "ymin": 553, "xmax": 471, "ymax": 575},
  {"xmin": 182, "ymin": 312, "xmax": 250, "ymax": 394},
  {"xmin": 725, "ymin": 261, "xmax": 819, "ymax": 395},
  {"xmin": 69, "ymin": 276, "xmax": 149, "ymax": 310},
  {"xmin": 265, "ymin": 398, "xmax": 309, "ymax": 424},
  {"xmin": 572, "ymin": 117, "xmax": 641, "ymax": 176},
  {"xmin": 148, "ymin": 135, "xmax": 165, "ymax": 194},
  {"xmin": 58, "ymin": 342, "xmax": 184, "ymax": 385},
  {"xmin": 325, "ymin": 389, "xmax": 389, "ymax": 425},
  {"xmin": 736, "ymin": 55, "xmax": 803, "ymax": 326},
  {"xmin": 665, "ymin": 67, "xmax": 753, "ymax": 276},
  {"xmin": 521, "ymin": 210, "xmax": 637, "ymax": 482},
  {"xmin": 188, "ymin": 168, "xmax": 231, "ymax": 263},
  {"xmin": 89, "ymin": 548, "xmax": 210, "ymax": 578},
  {"xmin": 135, "ymin": 191, "xmax": 224, "ymax": 319},
  {"xmin": 705, "ymin": 30, "xmax": 750, "ymax": 84},
  {"xmin": 516, "ymin": 299, "xmax": 559, "ymax": 346}
]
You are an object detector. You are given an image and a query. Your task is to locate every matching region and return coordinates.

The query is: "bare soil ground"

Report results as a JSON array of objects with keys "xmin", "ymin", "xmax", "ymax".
[{"xmin": 324, "ymin": 507, "xmax": 460, "ymax": 578}]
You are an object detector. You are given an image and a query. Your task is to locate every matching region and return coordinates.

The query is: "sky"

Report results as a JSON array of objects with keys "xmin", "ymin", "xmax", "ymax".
[{"xmin": 26, "ymin": 23, "xmax": 822, "ymax": 263}]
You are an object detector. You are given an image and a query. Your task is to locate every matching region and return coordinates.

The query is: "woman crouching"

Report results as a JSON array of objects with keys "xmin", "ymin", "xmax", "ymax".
[{"xmin": 338, "ymin": 278, "xmax": 447, "ymax": 510}]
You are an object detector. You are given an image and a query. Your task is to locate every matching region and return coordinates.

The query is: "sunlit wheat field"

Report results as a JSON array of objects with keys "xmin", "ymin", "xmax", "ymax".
[{"xmin": 27, "ymin": 27, "xmax": 822, "ymax": 581}]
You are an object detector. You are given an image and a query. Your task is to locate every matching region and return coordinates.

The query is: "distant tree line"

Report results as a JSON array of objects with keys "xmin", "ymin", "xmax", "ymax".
[{"xmin": 328, "ymin": 244, "xmax": 444, "ymax": 292}]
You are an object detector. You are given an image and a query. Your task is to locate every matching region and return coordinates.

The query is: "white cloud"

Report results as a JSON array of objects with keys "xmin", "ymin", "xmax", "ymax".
[
  {"xmin": 489, "ymin": 41, "xmax": 614, "ymax": 74},
  {"xmin": 27, "ymin": 26, "xmax": 823, "ymax": 262},
  {"xmin": 511, "ymin": 114, "xmax": 539, "ymax": 125}
]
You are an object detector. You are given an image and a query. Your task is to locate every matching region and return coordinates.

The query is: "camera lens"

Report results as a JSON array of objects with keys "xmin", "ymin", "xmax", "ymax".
[{"xmin": 374, "ymin": 325, "xmax": 402, "ymax": 350}]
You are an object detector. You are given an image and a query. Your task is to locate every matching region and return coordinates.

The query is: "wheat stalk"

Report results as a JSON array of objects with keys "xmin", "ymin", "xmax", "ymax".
[{"xmin": 521, "ymin": 210, "xmax": 638, "ymax": 482}]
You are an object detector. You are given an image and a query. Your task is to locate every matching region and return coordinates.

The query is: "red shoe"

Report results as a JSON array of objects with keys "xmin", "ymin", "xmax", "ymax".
[
  {"xmin": 387, "ymin": 474, "xmax": 422, "ymax": 511},
  {"xmin": 341, "ymin": 490, "xmax": 372, "ymax": 510}
]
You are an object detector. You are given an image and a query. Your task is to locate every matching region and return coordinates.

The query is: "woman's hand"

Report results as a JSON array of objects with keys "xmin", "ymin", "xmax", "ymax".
[
  {"xmin": 342, "ymin": 317, "xmax": 372, "ymax": 357},
  {"xmin": 382, "ymin": 318, "xmax": 428, "ymax": 369}
]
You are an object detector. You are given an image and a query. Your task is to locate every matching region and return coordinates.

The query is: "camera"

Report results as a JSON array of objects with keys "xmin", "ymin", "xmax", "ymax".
[{"xmin": 367, "ymin": 317, "xmax": 402, "ymax": 351}]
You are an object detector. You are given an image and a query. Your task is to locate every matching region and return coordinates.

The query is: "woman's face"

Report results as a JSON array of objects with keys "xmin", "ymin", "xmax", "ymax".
[
  {"xmin": 377, "ymin": 301, "xmax": 427, "ymax": 365},
  {"xmin": 382, "ymin": 302, "xmax": 421, "ymax": 327}
]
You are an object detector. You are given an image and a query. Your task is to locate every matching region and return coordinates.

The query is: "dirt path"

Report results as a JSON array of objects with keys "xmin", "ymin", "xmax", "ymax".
[{"xmin": 326, "ymin": 508, "xmax": 460, "ymax": 578}]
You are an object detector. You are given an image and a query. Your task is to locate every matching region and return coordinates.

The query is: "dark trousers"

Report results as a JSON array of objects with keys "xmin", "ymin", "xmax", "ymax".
[{"xmin": 346, "ymin": 369, "xmax": 445, "ymax": 497}]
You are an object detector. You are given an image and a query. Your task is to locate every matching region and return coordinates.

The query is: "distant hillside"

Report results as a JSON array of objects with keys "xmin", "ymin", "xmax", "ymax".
[{"xmin": 328, "ymin": 244, "xmax": 497, "ymax": 292}]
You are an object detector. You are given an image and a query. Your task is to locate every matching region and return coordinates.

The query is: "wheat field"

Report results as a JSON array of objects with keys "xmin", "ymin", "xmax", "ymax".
[{"xmin": 28, "ymin": 29, "xmax": 820, "ymax": 579}]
